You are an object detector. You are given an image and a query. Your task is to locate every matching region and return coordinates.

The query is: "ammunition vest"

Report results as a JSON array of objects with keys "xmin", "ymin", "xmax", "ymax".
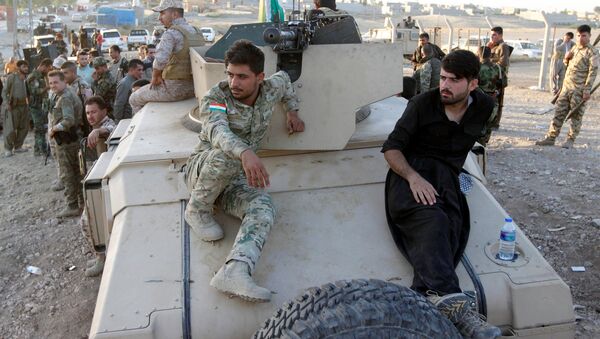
[{"xmin": 162, "ymin": 25, "xmax": 205, "ymax": 81}]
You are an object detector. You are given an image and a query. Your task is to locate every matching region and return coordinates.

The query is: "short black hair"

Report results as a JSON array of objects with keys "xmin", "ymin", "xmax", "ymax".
[
  {"xmin": 565, "ymin": 32, "xmax": 574, "ymax": 39},
  {"xmin": 85, "ymin": 95, "xmax": 108, "ymax": 110},
  {"xmin": 478, "ymin": 46, "xmax": 491, "ymax": 59},
  {"xmin": 441, "ymin": 50, "xmax": 480, "ymax": 81},
  {"xmin": 577, "ymin": 25, "xmax": 591, "ymax": 34},
  {"xmin": 147, "ymin": 44, "xmax": 156, "ymax": 49},
  {"xmin": 128, "ymin": 58, "xmax": 144, "ymax": 70},
  {"xmin": 314, "ymin": 0, "xmax": 336, "ymax": 10},
  {"xmin": 109, "ymin": 45, "xmax": 121, "ymax": 53},
  {"xmin": 419, "ymin": 32, "xmax": 430, "ymax": 40},
  {"xmin": 491, "ymin": 26, "xmax": 503, "ymax": 35},
  {"xmin": 16, "ymin": 60, "xmax": 28, "ymax": 67},
  {"xmin": 40, "ymin": 58, "xmax": 53, "ymax": 67},
  {"xmin": 132, "ymin": 79, "xmax": 150, "ymax": 88},
  {"xmin": 225, "ymin": 39, "xmax": 265, "ymax": 74}
]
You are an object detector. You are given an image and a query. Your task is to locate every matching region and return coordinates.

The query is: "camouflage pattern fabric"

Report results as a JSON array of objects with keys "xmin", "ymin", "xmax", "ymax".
[
  {"xmin": 26, "ymin": 70, "xmax": 49, "ymax": 154},
  {"xmin": 545, "ymin": 45, "xmax": 599, "ymax": 141},
  {"xmin": 478, "ymin": 61, "xmax": 501, "ymax": 95},
  {"xmin": 128, "ymin": 79, "xmax": 195, "ymax": 114},
  {"xmin": 417, "ymin": 57, "xmax": 441, "ymax": 93},
  {"xmin": 186, "ymin": 70, "xmax": 299, "ymax": 271},
  {"xmin": 49, "ymin": 88, "xmax": 83, "ymax": 133},
  {"xmin": 56, "ymin": 142, "xmax": 83, "ymax": 209},
  {"xmin": 92, "ymin": 72, "xmax": 116, "ymax": 113}
]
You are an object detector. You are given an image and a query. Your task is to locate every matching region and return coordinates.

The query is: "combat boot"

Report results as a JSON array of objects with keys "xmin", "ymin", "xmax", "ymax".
[
  {"xmin": 427, "ymin": 292, "xmax": 501, "ymax": 339},
  {"xmin": 210, "ymin": 260, "xmax": 271, "ymax": 302},
  {"xmin": 13, "ymin": 148, "xmax": 29, "ymax": 153},
  {"xmin": 3, "ymin": 151, "xmax": 13, "ymax": 157},
  {"xmin": 535, "ymin": 136, "xmax": 555, "ymax": 146},
  {"xmin": 85, "ymin": 256, "xmax": 105, "ymax": 277},
  {"xmin": 184, "ymin": 209, "xmax": 223, "ymax": 241},
  {"xmin": 455, "ymin": 309, "xmax": 502, "ymax": 339},
  {"xmin": 561, "ymin": 139, "xmax": 574, "ymax": 149},
  {"xmin": 51, "ymin": 180, "xmax": 65, "ymax": 191},
  {"xmin": 58, "ymin": 206, "xmax": 81, "ymax": 218}
]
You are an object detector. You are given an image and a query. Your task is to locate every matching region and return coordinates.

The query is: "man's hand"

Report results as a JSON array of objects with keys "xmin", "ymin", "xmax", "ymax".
[
  {"xmin": 286, "ymin": 111, "xmax": 305, "ymax": 135},
  {"xmin": 407, "ymin": 172, "xmax": 438, "ymax": 205},
  {"xmin": 241, "ymin": 149, "xmax": 270, "ymax": 188},
  {"xmin": 583, "ymin": 91, "xmax": 591, "ymax": 102},
  {"xmin": 87, "ymin": 129, "xmax": 100, "ymax": 148},
  {"xmin": 150, "ymin": 70, "xmax": 165, "ymax": 89}
]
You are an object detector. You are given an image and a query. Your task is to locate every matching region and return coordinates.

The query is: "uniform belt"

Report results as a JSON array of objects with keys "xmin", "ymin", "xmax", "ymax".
[{"xmin": 12, "ymin": 98, "xmax": 27, "ymax": 105}]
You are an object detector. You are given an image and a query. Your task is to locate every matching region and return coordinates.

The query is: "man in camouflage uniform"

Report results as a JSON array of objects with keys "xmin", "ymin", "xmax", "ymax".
[
  {"xmin": 536, "ymin": 25, "xmax": 599, "ymax": 149},
  {"xmin": 62, "ymin": 61, "xmax": 93, "ymax": 135},
  {"xmin": 411, "ymin": 32, "xmax": 445, "ymax": 71},
  {"xmin": 80, "ymin": 96, "xmax": 116, "ymax": 277},
  {"xmin": 129, "ymin": 0, "xmax": 204, "ymax": 114},
  {"xmin": 91, "ymin": 57, "xmax": 117, "ymax": 114},
  {"xmin": 48, "ymin": 70, "xmax": 84, "ymax": 217},
  {"xmin": 487, "ymin": 26, "xmax": 511, "ymax": 130},
  {"xmin": 185, "ymin": 40, "xmax": 305, "ymax": 302},
  {"xmin": 477, "ymin": 46, "xmax": 502, "ymax": 146},
  {"xmin": 549, "ymin": 32, "xmax": 575, "ymax": 95},
  {"xmin": 312, "ymin": 0, "xmax": 348, "ymax": 16},
  {"xmin": 108, "ymin": 45, "xmax": 129, "ymax": 83},
  {"xmin": 3, "ymin": 60, "xmax": 30, "ymax": 157},
  {"xmin": 414, "ymin": 44, "xmax": 441, "ymax": 94},
  {"xmin": 26, "ymin": 58, "xmax": 53, "ymax": 156}
]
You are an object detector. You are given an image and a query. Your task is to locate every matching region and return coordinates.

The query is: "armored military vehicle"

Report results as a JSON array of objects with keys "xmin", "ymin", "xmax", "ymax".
[{"xmin": 83, "ymin": 10, "xmax": 575, "ymax": 339}]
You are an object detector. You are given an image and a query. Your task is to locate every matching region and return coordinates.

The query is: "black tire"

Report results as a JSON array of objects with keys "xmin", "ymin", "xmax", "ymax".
[{"xmin": 253, "ymin": 279, "xmax": 461, "ymax": 339}]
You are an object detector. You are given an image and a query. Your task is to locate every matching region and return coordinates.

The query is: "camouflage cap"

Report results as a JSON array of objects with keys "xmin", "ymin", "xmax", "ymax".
[
  {"xmin": 92, "ymin": 57, "xmax": 109, "ymax": 67},
  {"xmin": 152, "ymin": 0, "xmax": 184, "ymax": 12}
]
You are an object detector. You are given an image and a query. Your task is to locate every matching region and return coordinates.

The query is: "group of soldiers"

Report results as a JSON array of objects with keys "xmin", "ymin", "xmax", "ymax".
[{"xmin": 411, "ymin": 24, "xmax": 598, "ymax": 149}]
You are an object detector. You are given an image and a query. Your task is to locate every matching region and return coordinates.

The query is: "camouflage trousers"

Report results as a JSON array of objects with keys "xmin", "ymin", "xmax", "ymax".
[
  {"xmin": 30, "ymin": 108, "xmax": 48, "ymax": 155},
  {"xmin": 55, "ymin": 141, "xmax": 84, "ymax": 209},
  {"xmin": 185, "ymin": 149, "xmax": 276, "ymax": 274},
  {"xmin": 546, "ymin": 88, "xmax": 587, "ymax": 141},
  {"xmin": 48, "ymin": 118, "xmax": 63, "ymax": 186},
  {"xmin": 3, "ymin": 104, "xmax": 29, "ymax": 151},
  {"xmin": 477, "ymin": 96, "xmax": 498, "ymax": 146},
  {"xmin": 129, "ymin": 80, "xmax": 195, "ymax": 114}
]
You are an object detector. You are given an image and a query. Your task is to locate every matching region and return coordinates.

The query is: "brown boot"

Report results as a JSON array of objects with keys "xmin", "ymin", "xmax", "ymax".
[{"xmin": 535, "ymin": 136, "xmax": 555, "ymax": 146}]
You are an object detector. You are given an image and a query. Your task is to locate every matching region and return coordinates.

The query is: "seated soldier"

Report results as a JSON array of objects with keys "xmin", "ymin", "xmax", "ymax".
[
  {"xmin": 312, "ymin": 0, "xmax": 348, "ymax": 16},
  {"xmin": 383, "ymin": 50, "xmax": 501, "ymax": 338},
  {"xmin": 80, "ymin": 96, "xmax": 116, "ymax": 277}
]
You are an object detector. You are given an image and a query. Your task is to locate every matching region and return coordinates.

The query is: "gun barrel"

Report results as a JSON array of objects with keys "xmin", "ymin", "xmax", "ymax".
[{"xmin": 264, "ymin": 27, "xmax": 297, "ymax": 44}]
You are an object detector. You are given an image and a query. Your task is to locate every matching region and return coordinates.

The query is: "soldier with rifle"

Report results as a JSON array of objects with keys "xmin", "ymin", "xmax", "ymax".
[
  {"xmin": 487, "ymin": 26, "xmax": 511, "ymax": 130},
  {"xmin": 26, "ymin": 58, "xmax": 53, "ymax": 156},
  {"xmin": 536, "ymin": 25, "xmax": 599, "ymax": 149}
]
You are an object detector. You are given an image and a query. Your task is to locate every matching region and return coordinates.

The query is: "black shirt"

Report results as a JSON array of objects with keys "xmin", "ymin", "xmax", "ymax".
[{"xmin": 382, "ymin": 89, "xmax": 494, "ymax": 174}]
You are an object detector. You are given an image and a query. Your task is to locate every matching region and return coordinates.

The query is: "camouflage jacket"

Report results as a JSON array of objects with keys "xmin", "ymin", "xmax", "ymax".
[
  {"xmin": 418, "ymin": 57, "xmax": 441, "ymax": 93},
  {"xmin": 191, "ymin": 71, "xmax": 300, "ymax": 159},
  {"xmin": 70, "ymin": 77, "xmax": 93, "ymax": 105},
  {"xmin": 490, "ymin": 40, "xmax": 511, "ymax": 75},
  {"xmin": 411, "ymin": 43, "xmax": 445, "ymax": 68},
  {"xmin": 92, "ymin": 72, "xmax": 116, "ymax": 110},
  {"xmin": 26, "ymin": 69, "xmax": 48, "ymax": 109},
  {"xmin": 49, "ymin": 87, "xmax": 83, "ymax": 133},
  {"xmin": 478, "ymin": 61, "xmax": 502, "ymax": 95},
  {"xmin": 563, "ymin": 44, "xmax": 599, "ymax": 92}
]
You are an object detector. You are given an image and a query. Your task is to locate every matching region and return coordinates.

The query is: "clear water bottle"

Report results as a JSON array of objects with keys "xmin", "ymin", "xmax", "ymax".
[{"xmin": 498, "ymin": 217, "xmax": 516, "ymax": 261}]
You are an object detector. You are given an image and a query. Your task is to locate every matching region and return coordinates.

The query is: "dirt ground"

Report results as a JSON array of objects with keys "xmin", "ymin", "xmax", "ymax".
[{"xmin": 1, "ymin": 15, "xmax": 599, "ymax": 339}]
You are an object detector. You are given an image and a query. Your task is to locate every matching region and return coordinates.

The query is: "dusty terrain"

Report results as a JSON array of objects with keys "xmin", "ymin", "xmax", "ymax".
[{"xmin": 0, "ymin": 6, "xmax": 599, "ymax": 338}]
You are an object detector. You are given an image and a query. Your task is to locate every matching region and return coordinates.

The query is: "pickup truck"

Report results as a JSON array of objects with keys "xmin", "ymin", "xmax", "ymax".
[{"xmin": 127, "ymin": 29, "xmax": 150, "ymax": 50}]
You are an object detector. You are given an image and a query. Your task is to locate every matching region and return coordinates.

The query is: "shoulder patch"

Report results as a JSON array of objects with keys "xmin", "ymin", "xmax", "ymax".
[{"xmin": 209, "ymin": 102, "xmax": 227, "ymax": 113}]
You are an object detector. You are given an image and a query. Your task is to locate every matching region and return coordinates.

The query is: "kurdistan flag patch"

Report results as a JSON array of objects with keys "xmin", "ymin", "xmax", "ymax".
[{"xmin": 209, "ymin": 102, "xmax": 227, "ymax": 112}]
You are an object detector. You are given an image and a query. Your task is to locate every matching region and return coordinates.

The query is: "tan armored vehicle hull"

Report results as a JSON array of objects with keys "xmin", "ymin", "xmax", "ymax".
[{"xmin": 85, "ymin": 41, "xmax": 575, "ymax": 338}]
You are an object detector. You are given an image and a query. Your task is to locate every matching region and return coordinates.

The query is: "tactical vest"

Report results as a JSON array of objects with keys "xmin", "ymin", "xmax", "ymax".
[{"xmin": 162, "ymin": 25, "xmax": 205, "ymax": 81}]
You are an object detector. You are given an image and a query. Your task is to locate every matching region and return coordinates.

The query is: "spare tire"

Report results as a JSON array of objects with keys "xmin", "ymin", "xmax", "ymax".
[{"xmin": 253, "ymin": 279, "xmax": 461, "ymax": 339}]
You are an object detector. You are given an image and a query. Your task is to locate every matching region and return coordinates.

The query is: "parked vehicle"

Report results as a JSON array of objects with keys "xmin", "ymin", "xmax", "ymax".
[
  {"xmin": 200, "ymin": 26, "xmax": 216, "ymax": 42},
  {"xmin": 505, "ymin": 40, "xmax": 542, "ymax": 58},
  {"xmin": 127, "ymin": 29, "xmax": 150, "ymax": 50},
  {"xmin": 72, "ymin": 14, "xmax": 83, "ymax": 22},
  {"xmin": 151, "ymin": 27, "xmax": 164, "ymax": 45},
  {"xmin": 50, "ymin": 22, "xmax": 65, "ymax": 34},
  {"xmin": 100, "ymin": 29, "xmax": 127, "ymax": 52},
  {"xmin": 33, "ymin": 34, "xmax": 55, "ymax": 48}
]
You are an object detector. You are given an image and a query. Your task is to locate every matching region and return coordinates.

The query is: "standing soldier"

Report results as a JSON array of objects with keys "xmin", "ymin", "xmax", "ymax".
[
  {"xmin": 410, "ymin": 32, "xmax": 445, "ymax": 71},
  {"xmin": 91, "ymin": 57, "xmax": 117, "ymax": 114},
  {"xmin": 3, "ymin": 60, "xmax": 30, "ymax": 157},
  {"xmin": 47, "ymin": 70, "xmax": 84, "ymax": 217},
  {"xmin": 129, "ymin": 0, "xmax": 205, "ymax": 114},
  {"xmin": 26, "ymin": 58, "xmax": 53, "ymax": 156},
  {"xmin": 549, "ymin": 32, "xmax": 575, "ymax": 95},
  {"xmin": 487, "ymin": 26, "xmax": 511, "ymax": 130},
  {"xmin": 536, "ymin": 25, "xmax": 599, "ymax": 149},
  {"xmin": 414, "ymin": 44, "xmax": 441, "ymax": 94},
  {"xmin": 79, "ymin": 26, "xmax": 89, "ymax": 50},
  {"xmin": 61, "ymin": 61, "xmax": 93, "ymax": 134},
  {"xmin": 477, "ymin": 46, "xmax": 503, "ymax": 146}
]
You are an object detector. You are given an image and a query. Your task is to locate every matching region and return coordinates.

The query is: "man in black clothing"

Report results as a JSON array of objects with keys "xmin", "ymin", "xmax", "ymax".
[{"xmin": 383, "ymin": 50, "xmax": 500, "ymax": 339}]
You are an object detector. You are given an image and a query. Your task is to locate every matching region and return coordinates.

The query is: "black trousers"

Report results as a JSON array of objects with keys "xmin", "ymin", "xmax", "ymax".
[{"xmin": 384, "ymin": 158, "xmax": 470, "ymax": 295}]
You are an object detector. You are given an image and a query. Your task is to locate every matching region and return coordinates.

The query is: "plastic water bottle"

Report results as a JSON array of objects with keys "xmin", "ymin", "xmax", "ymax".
[{"xmin": 498, "ymin": 218, "xmax": 516, "ymax": 261}]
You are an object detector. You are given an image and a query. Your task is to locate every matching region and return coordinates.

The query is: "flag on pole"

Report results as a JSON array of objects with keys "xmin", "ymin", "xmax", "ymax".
[{"xmin": 258, "ymin": 0, "xmax": 285, "ymax": 23}]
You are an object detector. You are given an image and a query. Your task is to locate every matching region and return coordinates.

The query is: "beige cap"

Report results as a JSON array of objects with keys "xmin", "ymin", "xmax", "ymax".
[{"xmin": 152, "ymin": 0, "xmax": 184, "ymax": 12}]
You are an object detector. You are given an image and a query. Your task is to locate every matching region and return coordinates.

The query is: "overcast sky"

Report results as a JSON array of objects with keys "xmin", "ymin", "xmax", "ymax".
[{"xmin": 430, "ymin": 0, "xmax": 595, "ymax": 13}]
